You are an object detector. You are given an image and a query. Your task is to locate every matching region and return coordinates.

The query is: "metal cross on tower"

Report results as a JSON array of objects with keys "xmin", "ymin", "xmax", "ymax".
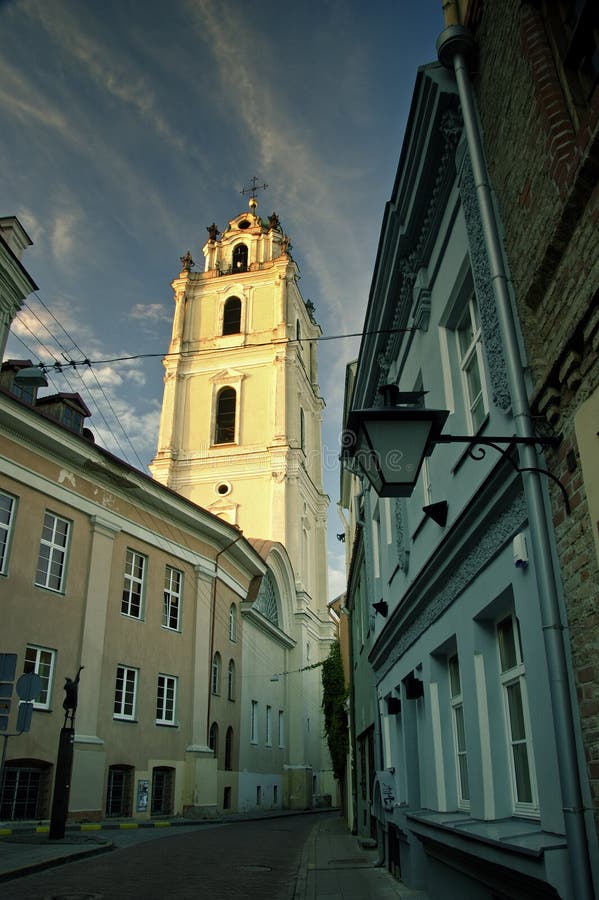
[{"xmin": 240, "ymin": 176, "xmax": 269, "ymax": 208}]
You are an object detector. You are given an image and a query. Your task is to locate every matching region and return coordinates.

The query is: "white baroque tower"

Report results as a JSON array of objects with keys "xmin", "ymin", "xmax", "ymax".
[{"xmin": 150, "ymin": 198, "xmax": 329, "ymax": 611}]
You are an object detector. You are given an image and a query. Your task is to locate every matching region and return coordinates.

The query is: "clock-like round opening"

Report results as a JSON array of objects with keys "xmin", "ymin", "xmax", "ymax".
[
  {"xmin": 238, "ymin": 220, "xmax": 251, "ymax": 229},
  {"xmin": 216, "ymin": 482, "xmax": 231, "ymax": 496}
]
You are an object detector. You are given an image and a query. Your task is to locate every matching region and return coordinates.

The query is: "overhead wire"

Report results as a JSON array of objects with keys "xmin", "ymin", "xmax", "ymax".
[
  {"xmin": 8, "ymin": 298, "xmax": 212, "ymax": 566},
  {"xmin": 21, "ymin": 293, "xmax": 147, "ymax": 470},
  {"xmin": 23, "ymin": 326, "xmax": 415, "ymax": 372},
  {"xmin": 16, "ymin": 307, "xmax": 134, "ymax": 466},
  {"xmin": 4, "ymin": 293, "xmax": 395, "ymax": 612}
]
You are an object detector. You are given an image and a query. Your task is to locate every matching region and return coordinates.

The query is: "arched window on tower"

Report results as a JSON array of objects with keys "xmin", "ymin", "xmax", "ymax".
[
  {"xmin": 222, "ymin": 297, "xmax": 242, "ymax": 335},
  {"xmin": 211, "ymin": 652, "xmax": 221, "ymax": 694},
  {"xmin": 225, "ymin": 726, "xmax": 233, "ymax": 770},
  {"xmin": 214, "ymin": 387, "xmax": 236, "ymax": 444},
  {"xmin": 209, "ymin": 721, "xmax": 219, "ymax": 758},
  {"xmin": 227, "ymin": 659, "xmax": 235, "ymax": 700},
  {"xmin": 232, "ymin": 244, "xmax": 248, "ymax": 273}
]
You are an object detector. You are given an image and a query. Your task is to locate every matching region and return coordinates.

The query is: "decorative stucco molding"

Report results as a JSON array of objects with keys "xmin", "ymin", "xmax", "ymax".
[
  {"xmin": 459, "ymin": 152, "xmax": 512, "ymax": 412},
  {"xmin": 373, "ymin": 488, "xmax": 527, "ymax": 677},
  {"xmin": 393, "ymin": 499, "xmax": 410, "ymax": 575}
]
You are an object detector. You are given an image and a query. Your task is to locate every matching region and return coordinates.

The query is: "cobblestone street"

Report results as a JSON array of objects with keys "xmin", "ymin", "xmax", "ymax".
[{"xmin": 2, "ymin": 813, "xmax": 320, "ymax": 900}]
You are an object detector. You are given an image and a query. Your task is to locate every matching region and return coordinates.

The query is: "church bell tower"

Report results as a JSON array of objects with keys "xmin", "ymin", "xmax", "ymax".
[{"xmin": 150, "ymin": 193, "xmax": 329, "ymax": 609}]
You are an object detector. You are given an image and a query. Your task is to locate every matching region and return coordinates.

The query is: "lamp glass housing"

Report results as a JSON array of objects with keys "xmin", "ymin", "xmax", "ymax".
[{"xmin": 343, "ymin": 407, "xmax": 449, "ymax": 497}]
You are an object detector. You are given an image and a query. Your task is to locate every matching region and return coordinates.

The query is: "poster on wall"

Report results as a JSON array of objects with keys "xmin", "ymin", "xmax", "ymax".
[{"xmin": 137, "ymin": 779, "xmax": 149, "ymax": 812}]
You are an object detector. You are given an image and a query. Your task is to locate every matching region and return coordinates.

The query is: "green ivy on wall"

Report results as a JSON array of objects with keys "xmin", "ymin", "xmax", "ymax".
[{"xmin": 321, "ymin": 640, "xmax": 349, "ymax": 782}]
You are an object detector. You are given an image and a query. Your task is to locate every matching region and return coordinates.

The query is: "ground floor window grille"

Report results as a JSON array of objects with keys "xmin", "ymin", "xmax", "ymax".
[
  {"xmin": 106, "ymin": 765, "xmax": 133, "ymax": 817},
  {"xmin": 151, "ymin": 767, "xmax": 174, "ymax": 816},
  {"xmin": 0, "ymin": 763, "xmax": 49, "ymax": 819}
]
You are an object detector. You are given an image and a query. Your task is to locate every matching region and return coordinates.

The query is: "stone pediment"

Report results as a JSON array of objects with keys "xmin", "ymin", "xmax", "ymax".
[{"xmin": 209, "ymin": 368, "xmax": 245, "ymax": 384}]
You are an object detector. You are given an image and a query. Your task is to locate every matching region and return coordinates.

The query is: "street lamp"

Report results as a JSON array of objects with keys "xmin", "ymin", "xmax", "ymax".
[
  {"xmin": 342, "ymin": 385, "xmax": 448, "ymax": 497},
  {"xmin": 342, "ymin": 385, "xmax": 566, "ymax": 508}
]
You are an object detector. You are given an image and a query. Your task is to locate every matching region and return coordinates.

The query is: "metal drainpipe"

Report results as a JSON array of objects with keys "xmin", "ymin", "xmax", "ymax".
[
  {"xmin": 372, "ymin": 685, "xmax": 386, "ymax": 868},
  {"xmin": 436, "ymin": 24, "xmax": 593, "ymax": 898}
]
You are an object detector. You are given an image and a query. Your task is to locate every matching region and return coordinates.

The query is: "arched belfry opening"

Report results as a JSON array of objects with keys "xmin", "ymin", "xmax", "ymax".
[{"xmin": 232, "ymin": 244, "xmax": 248, "ymax": 273}]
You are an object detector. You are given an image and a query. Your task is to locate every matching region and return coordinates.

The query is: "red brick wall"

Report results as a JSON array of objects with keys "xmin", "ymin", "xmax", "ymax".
[{"xmin": 472, "ymin": 0, "xmax": 599, "ymax": 828}]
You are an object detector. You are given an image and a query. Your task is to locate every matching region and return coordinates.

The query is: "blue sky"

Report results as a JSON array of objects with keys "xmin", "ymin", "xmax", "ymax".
[{"xmin": 1, "ymin": 0, "xmax": 444, "ymax": 598}]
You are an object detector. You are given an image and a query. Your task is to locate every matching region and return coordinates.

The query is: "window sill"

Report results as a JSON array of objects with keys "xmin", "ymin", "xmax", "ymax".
[
  {"xmin": 121, "ymin": 612, "xmax": 144, "ymax": 622},
  {"xmin": 113, "ymin": 716, "xmax": 138, "ymax": 723},
  {"xmin": 161, "ymin": 625, "xmax": 181, "ymax": 634},
  {"xmin": 406, "ymin": 810, "xmax": 563, "ymax": 859},
  {"xmin": 34, "ymin": 584, "xmax": 65, "ymax": 595},
  {"xmin": 155, "ymin": 721, "xmax": 178, "ymax": 728}
]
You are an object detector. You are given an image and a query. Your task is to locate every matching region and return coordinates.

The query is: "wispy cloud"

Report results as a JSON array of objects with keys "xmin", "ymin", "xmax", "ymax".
[
  {"xmin": 182, "ymin": 0, "xmax": 378, "ymax": 392},
  {"xmin": 129, "ymin": 303, "xmax": 172, "ymax": 325},
  {"xmin": 0, "ymin": 57, "xmax": 81, "ymax": 143},
  {"xmin": 50, "ymin": 210, "xmax": 79, "ymax": 261},
  {"xmin": 20, "ymin": 0, "xmax": 197, "ymax": 162},
  {"xmin": 0, "ymin": 30, "xmax": 185, "ymax": 253}
]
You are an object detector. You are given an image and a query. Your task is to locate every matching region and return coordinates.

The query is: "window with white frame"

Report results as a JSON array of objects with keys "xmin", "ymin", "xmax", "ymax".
[
  {"xmin": 371, "ymin": 500, "xmax": 380, "ymax": 580},
  {"xmin": 0, "ymin": 491, "xmax": 16, "ymax": 575},
  {"xmin": 227, "ymin": 659, "xmax": 235, "ymax": 701},
  {"xmin": 222, "ymin": 296, "xmax": 242, "ymax": 335},
  {"xmin": 212, "ymin": 653, "xmax": 221, "ymax": 695},
  {"xmin": 122, "ymin": 549, "xmax": 145, "ymax": 619},
  {"xmin": 23, "ymin": 644, "xmax": 55, "ymax": 709},
  {"xmin": 35, "ymin": 512, "xmax": 70, "ymax": 592},
  {"xmin": 413, "ymin": 373, "xmax": 432, "ymax": 507},
  {"xmin": 250, "ymin": 700, "xmax": 258, "ymax": 743},
  {"xmin": 497, "ymin": 614, "xmax": 538, "ymax": 813},
  {"xmin": 214, "ymin": 386, "xmax": 237, "ymax": 444},
  {"xmin": 229, "ymin": 603, "xmax": 237, "ymax": 642},
  {"xmin": 448, "ymin": 654, "xmax": 470, "ymax": 808},
  {"xmin": 278, "ymin": 709, "xmax": 285, "ymax": 747},
  {"xmin": 266, "ymin": 704, "xmax": 272, "ymax": 746},
  {"xmin": 114, "ymin": 665, "xmax": 138, "ymax": 720},
  {"xmin": 163, "ymin": 566, "xmax": 182, "ymax": 630},
  {"xmin": 209, "ymin": 721, "xmax": 219, "ymax": 756},
  {"xmin": 456, "ymin": 295, "xmax": 488, "ymax": 432},
  {"xmin": 156, "ymin": 674, "xmax": 177, "ymax": 725}
]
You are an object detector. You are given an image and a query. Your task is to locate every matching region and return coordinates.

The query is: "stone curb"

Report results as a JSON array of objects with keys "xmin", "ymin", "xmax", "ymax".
[
  {"xmin": 0, "ymin": 805, "xmax": 336, "ymax": 837},
  {"xmin": 0, "ymin": 840, "xmax": 113, "ymax": 883}
]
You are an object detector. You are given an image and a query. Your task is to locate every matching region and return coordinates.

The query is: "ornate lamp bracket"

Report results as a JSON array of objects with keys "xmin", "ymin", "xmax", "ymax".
[{"xmin": 436, "ymin": 434, "xmax": 569, "ymax": 514}]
